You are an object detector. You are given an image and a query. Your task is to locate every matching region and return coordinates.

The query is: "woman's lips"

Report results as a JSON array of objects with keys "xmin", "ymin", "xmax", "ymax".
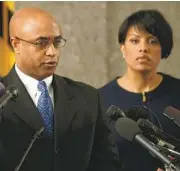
[{"xmin": 137, "ymin": 56, "xmax": 150, "ymax": 62}]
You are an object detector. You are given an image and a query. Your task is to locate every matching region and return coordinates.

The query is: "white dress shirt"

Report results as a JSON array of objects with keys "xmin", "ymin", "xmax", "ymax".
[{"xmin": 15, "ymin": 64, "xmax": 54, "ymax": 108}]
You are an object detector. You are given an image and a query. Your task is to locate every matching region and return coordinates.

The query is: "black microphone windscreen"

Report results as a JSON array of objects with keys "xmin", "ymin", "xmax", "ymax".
[
  {"xmin": 126, "ymin": 106, "xmax": 148, "ymax": 121},
  {"xmin": 6, "ymin": 85, "xmax": 18, "ymax": 99},
  {"xmin": 106, "ymin": 105, "xmax": 125, "ymax": 121},
  {"xmin": 115, "ymin": 117, "xmax": 142, "ymax": 141},
  {"xmin": 0, "ymin": 82, "xmax": 5, "ymax": 97}
]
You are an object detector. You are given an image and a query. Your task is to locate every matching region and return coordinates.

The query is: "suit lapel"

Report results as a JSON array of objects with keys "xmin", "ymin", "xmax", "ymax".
[
  {"xmin": 4, "ymin": 67, "xmax": 44, "ymax": 131},
  {"xmin": 4, "ymin": 68, "xmax": 77, "ymax": 151},
  {"xmin": 53, "ymin": 75, "xmax": 77, "ymax": 152}
]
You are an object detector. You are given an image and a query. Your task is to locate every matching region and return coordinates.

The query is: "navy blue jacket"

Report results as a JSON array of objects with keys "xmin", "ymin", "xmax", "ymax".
[{"xmin": 99, "ymin": 73, "xmax": 180, "ymax": 171}]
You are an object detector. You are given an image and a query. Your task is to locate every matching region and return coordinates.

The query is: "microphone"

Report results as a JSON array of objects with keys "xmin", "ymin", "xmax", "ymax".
[
  {"xmin": 138, "ymin": 118, "xmax": 176, "ymax": 150},
  {"xmin": 0, "ymin": 82, "xmax": 5, "ymax": 97},
  {"xmin": 137, "ymin": 118, "xmax": 164, "ymax": 138},
  {"xmin": 126, "ymin": 106, "xmax": 148, "ymax": 121},
  {"xmin": 138, "ymin": 118, "xmax": 175, "ymax": 148},
  {"xmin": 163, "ymin": 106, "xmax": 180, "ymax": 127},
  {"xmin": 106, "ymin": 105, "xmax": 148, "ymax": 121},
  {"xmin": 115, "ymin": 117, "xmax": 180, "ymax": 170},
  {"xmin": 0, "ymin": 85, "xmax": 18, "ymax": 110},
  {"xmin": 14, "ymin": 127, "xmax": 44, "ymax": 171},
  {"xmin": 157, "ymin": 139, "xmax": 175, "ymax": 150},
  {"xmin": 106, "ymin": 105, "xmax": 126, "ymax": 121}
]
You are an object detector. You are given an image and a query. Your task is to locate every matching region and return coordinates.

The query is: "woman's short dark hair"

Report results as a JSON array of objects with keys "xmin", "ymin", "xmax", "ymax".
[{"xmin": 118, "ymin": 9, "xmax": 173, "ymax": 59}]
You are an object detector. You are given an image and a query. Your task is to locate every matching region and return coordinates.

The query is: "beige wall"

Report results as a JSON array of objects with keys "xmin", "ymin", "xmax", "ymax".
[{"xmin": 15, "ymin": 1, "xmax": 180, "ymax": 88}]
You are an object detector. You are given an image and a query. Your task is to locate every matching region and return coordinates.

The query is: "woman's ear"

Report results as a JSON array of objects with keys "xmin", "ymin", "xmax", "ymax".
[{"xmin": 120, "ymin": 44, "xmax": 125, "ymax": 59}]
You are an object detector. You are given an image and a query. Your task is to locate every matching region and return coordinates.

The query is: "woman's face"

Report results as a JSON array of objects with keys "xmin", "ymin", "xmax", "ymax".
[{"xmin": 121, "ymin": 26, "xmax": 162, "ymax": 73}]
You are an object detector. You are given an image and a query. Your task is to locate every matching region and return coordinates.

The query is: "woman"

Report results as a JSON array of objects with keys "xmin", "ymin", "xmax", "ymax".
[{"xmin": 99, "ymin": 9, "xmax": 180, "ymax": 171}]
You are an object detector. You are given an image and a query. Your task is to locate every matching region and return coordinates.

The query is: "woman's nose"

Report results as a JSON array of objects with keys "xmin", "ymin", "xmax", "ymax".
[{"xmin": 139, "ymin": 42, "xmax": 148, "ymax": 53}]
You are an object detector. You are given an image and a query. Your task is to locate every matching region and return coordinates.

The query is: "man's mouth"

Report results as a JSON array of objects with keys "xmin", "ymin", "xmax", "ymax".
[{"xmin": 43, "ymin": 61, "xmax": 57, "ymax": 66}]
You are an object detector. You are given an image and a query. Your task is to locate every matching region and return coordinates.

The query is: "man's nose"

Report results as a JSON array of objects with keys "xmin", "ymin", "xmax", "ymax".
[{"xmin": 46, "ymin": 44, "xmax": 57, "ymax": 57}]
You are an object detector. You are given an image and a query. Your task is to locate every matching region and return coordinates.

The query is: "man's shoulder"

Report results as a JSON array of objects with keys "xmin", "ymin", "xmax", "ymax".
[{"xmin": 54, "ymin": 74, "xmax": 98, "ymax": 94}]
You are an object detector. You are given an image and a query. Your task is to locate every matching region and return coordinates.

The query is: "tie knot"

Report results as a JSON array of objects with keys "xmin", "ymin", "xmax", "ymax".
[{"xmin": 37, "ymin": 81, "xmax": 47, "ymax": 92}]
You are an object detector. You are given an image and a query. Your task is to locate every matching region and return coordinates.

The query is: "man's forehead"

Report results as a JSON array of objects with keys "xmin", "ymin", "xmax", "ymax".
[
  {"xmin": 20, "ymin": 18, "xmax": 61, "ymax": 38},
  {"xmin": 23, "ymin": 17, "xmax": 59, "ymax": 30},
  {"xmin": 10, "ymin": 9, "xmax": 61, "ymax": 37}
]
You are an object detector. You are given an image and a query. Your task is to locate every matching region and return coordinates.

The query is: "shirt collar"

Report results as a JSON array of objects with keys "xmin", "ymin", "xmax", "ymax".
[{"xmin": 15, "ymin": 64, "xmax": 53, "ymax": 95}]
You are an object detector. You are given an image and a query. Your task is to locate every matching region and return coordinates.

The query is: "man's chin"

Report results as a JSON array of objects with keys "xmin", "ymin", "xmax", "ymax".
[{"xmin": 37, "ymin": 71, "xmax": 55, "ymax": 80}]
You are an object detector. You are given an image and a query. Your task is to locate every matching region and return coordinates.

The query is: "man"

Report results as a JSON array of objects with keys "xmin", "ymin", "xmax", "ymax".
[{"xmin": 0, "ymin": 7, "xmax": 119, "ymax": 171}]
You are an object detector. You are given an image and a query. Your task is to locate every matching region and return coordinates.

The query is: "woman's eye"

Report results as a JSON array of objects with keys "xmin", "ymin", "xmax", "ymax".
[
  {"xmin": 149, "ymin": 39, "xmax": 159, "ymax": 44},
  {"xmin": 130, "ymin": 39, "xmax": 139, "ymax": 44}
]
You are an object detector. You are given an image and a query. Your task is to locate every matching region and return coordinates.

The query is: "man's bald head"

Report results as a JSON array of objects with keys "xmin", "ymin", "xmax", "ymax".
[
  {"xmin": 9, "ymin": 7, "xmax": 61, "ymax": 37},
  {"xmin": 9, "ymin": 7, "xmax": 62, "ymax": 80}
]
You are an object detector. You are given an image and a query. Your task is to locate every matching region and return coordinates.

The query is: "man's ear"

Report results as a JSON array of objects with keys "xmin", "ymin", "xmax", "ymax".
[{"xmin": 10, "ymin": 37, "xmax": 20, "ymax": 54}]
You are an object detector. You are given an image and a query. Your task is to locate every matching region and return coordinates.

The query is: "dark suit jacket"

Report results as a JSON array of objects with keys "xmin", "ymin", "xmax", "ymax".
[{"xmin": 0, "ymin": 67, "xmax": 119, "ymax": 171}]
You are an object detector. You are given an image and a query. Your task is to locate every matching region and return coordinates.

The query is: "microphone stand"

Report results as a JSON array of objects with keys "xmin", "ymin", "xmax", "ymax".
[
  {"xmin": 164, "ymin": 164, "xmax": 180, "ymax": 171},
  {"xmin": 157, "ymin": 145, "xmax": 180, "ymax": 158},
  {"xmin": 14, "ymin": 127, "xmax": 44, "ymax": 171},
  {"xmin": 151, "ymin": 142, "xmax": 180, "ymax": 171}
]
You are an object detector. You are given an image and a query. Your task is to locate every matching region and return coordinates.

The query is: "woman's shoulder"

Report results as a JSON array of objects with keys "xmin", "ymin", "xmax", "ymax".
[
  {"xmin": 159, "ymin": 72, "xmax": 180, "ymax": 93},
  {"xmin": 159, "ymin": 72, "xmax": 180, "ymax": 84},
  {"xmin": 99, "ymin": 77, "xmax": 120, "ymax": 92}
]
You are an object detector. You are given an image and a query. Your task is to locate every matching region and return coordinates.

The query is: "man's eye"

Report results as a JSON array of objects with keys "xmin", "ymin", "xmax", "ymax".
[
  {"xmin": 35, "ymin": 40, "xmax": 48, "ymax": 46},
  {"xmin": 55, "ymin": 39, "xmax": 62, "ymax": 44},
  {"xmin": 53, "ymin": 39, "xmax": 62, "ymax": 46},
  {"xmin": 35, "ymin": 41, "xmax": 44, "ymax": 45}
]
